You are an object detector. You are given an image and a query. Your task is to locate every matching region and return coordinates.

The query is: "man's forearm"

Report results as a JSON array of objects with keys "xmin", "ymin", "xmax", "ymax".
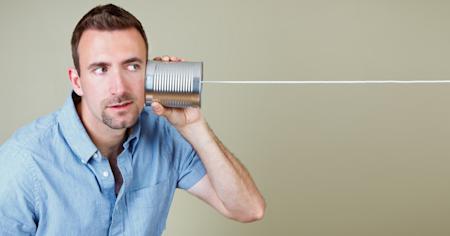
[{"xmin": 179, "ymin": 119, "xmax": 266, "ymax": 221}]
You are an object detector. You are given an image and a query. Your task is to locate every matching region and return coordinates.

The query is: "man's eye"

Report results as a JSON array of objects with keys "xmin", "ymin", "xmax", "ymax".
[
  {"xmin": 94, "ymin": 67, "xmax": 107, "ymax": 75},
  {"xmin": 127, "ymin": 64, "xmax": 140, "ymax": 71}
]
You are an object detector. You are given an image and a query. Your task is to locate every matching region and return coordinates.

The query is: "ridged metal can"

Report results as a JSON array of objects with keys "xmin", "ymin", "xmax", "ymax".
[{"xmin": 145, "ymin": 61, "xmax": 203, "ymax": 108}]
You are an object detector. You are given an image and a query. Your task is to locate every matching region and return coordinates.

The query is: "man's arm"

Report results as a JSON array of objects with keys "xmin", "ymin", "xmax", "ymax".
[
  {"xmin": 0, "ymin": 146, "xmax": 38, "ymax": 235},
  {"xmin": 152, "ymin": 102, "xmax": 265, "ymax": 222},
  {"xmin": 150, "ymin": 56, "xmax": 265, "ymax": 222},
  {"xmin": 186, "ymin": 121, "xmax": 266, "ymax": 222}
]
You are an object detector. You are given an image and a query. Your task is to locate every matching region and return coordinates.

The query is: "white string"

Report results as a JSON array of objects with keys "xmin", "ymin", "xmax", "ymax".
[{"xmin": 202, "ymin": 80, "xmax": 450, "ymax": 85}]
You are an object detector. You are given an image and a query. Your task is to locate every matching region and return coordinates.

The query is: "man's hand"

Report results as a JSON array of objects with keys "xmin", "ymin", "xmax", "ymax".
[
  {"xmin": 151, "ymin": 102, "xmax": 205, "ymax": 131},
  {"xmin": 152, "ymin": 55, "xmax": 184, "ymax": 62}
]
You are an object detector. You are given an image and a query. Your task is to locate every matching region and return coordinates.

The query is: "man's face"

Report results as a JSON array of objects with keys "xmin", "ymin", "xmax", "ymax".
[{"xmin": 75, "ymin": 28, "xmax": 146, "ymax": 130}]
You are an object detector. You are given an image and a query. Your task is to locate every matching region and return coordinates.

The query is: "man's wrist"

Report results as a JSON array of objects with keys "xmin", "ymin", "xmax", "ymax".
[{"xmin": 178, "ymin": 119, "xmax": 215, "ymax": 148}]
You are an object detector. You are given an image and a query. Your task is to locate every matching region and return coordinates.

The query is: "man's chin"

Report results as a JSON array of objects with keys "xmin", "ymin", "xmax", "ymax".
[{"xmin": 102, "ymin": 113, "xmax": 139, "ymax": 130}]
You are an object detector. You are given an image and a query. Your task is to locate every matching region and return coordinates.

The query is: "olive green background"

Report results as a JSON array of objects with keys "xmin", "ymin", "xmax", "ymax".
[{"xmin": 1, "ymin": 0, "xmax": 450, "ymax": 235}]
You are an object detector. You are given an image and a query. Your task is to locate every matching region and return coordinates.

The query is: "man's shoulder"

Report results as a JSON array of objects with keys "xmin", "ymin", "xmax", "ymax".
[
  {"xmin": 137, "ymin": 106, "xmax": 195, "ymax": 159},
  {"xmin": 1, "ymin": 109, "xmax": 61, "ymax": 159},
  {"xmin": 140, "ymin": 106, "xmax": 171, "ymax": 130},
  {"xmin": 139, "ymin": 106, "xmax": 180, "ymax": 138}
]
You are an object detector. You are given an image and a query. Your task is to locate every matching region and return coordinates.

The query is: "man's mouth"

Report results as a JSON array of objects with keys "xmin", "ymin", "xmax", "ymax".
[{"xmin": 107, "ymin": 101, "xmax": 132, "ymax": 109}]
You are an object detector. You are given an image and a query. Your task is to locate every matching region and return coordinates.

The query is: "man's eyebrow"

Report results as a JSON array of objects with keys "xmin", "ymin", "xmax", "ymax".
[
  {"xmin": 87, "ymin": 62, "xmax": 110, "ymax": 70},
  {"xmin": 122, "ymin": 57, "xmax": 144, "ymax": 65}
]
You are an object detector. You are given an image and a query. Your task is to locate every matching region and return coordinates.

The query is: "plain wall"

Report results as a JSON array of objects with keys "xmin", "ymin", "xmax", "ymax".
[{"xmin": 1, "ymin": 0, "xmax": 450, "ymax": 235}]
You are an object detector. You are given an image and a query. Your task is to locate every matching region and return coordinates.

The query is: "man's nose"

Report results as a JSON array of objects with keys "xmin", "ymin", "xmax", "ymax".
[{"xmin": 109, "ymin": 69, "xmax": 127, "ymax": 95}]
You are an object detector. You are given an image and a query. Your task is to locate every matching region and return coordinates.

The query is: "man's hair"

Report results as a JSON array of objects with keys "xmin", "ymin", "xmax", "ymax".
[{"xmin": 71, "ymin": 4, "xmax": 148, "ymax": 73}]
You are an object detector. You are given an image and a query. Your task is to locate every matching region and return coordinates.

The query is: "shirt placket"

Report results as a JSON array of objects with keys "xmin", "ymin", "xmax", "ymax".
[
  {"xmin": 85, "ymin": 152, "xmax": 116, "ymax": 228},
  {"xmin": 109, "ymin": 149, "xmax": 133, "ymax": 236}
]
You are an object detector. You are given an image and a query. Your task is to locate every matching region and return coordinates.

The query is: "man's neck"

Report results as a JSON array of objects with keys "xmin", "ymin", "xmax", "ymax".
[{"xmin": 76, "ymin": 101, "xmax": 127, "ymax": 159}]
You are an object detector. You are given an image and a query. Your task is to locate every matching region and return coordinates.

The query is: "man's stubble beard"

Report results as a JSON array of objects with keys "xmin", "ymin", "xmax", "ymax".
[
  {"xmin": 102, "ymin": 110, "xmax": 138, "ymax": 129},
  {"xmin": 101, "ymin": 93, "xmax": 141, "ymax": 129}
]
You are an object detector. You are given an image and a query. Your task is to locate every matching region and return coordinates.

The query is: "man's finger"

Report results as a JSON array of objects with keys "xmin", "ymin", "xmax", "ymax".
[
  {"xmin": 153, "ymin": 55, "xmax": 185, "ymax": 62},
  {"xmin": 161, "ymin": 55, "xmax": 170, "ymax": 61},
  {"xmin": 151, "ymin": 102, "xmax": 165, "ymax": 115},
  {"xmin": 151, "ymin": 102, "xmax": 175, "ymax": 119}
]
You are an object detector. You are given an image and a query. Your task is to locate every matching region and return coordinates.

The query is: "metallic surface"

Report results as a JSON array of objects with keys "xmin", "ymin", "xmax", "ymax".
[{"xmin": 145, "ymin": 61, "xmax": 203, "ymax": 108}]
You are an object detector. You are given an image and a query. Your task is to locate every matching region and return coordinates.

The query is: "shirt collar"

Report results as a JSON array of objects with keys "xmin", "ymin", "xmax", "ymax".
[
  {"xmin": 57, "ymin": 92, "xmax": 142, "ymax": 163},
  {"xmin": 123, "ymin": 114, "xmax": 141, "ymax": 155},
  {"xmin": 57, "ymin": 92, "xmax": 98, "ymax": 164}
]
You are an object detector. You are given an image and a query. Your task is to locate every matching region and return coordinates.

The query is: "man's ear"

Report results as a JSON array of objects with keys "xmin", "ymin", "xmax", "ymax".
[{"xmin": 68, "ymin": 68, "xmax": 83, "ymax": 96}]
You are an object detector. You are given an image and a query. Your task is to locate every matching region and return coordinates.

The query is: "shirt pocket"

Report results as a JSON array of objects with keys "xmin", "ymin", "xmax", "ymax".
[{"xmin": 125, "ymin": 178, "xmax": 172, "ymax": 235}]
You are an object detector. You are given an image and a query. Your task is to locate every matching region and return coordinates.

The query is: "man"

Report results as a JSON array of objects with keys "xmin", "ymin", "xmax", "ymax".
[{"xmin": 0, "ymin": 4, "xmax": 265, "ymax": 236}]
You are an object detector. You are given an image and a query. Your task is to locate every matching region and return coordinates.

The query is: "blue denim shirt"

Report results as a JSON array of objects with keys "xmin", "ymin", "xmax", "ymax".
[{"xmin": 0, "ymin": 94, "xmax": 206, "ymax": 236}]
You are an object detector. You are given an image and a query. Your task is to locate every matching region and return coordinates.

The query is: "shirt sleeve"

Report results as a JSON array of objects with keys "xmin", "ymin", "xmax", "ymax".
[
  {"xmin": 167, "ymin": 125, "xmax": 207, "ymax": 190},
  {"xmin": 0, "ymin": 144, "xmax": 38, "ymax": 235}
]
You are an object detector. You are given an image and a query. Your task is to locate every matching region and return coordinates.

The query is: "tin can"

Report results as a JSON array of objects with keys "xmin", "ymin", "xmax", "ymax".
[{"xmin": 145, "ymin": 61, "xmax": 203, "ymax": 108}]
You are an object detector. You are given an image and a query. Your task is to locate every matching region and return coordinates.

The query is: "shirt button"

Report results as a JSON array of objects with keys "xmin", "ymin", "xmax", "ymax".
[{"xmin": 102, "ymin": 171, "xmax": 109, "ymax": 177}]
